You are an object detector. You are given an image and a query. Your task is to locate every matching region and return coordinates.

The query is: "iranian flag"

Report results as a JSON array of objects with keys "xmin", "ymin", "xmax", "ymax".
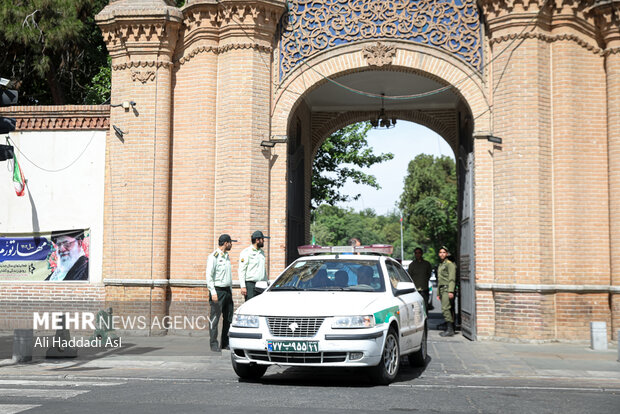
[{"xmin": 12, "ymin": 155, "xmax": 26, "ymax": 196}]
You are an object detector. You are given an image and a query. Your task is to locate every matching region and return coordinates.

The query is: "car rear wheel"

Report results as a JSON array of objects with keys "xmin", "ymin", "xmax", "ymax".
[
  {"xmin": 370, "ymin": 328, "xmax": 400, "ymax": 384},
  {"xmin": 408, "ymin": 325, "xmax": 427, "ymax": 367},
  {"xmin": 231, "ymin": 354, "xmax": 267, "ymax": 380}
]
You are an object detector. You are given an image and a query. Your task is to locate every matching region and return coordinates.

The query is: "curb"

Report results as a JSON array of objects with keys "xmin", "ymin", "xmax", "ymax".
[{"xmin": 0, "ymin": 358, "xmax": 17, "ymax": 367}]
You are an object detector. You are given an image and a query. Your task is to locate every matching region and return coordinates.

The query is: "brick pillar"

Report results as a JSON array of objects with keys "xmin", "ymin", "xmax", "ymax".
[
  {"xmin": 97, "ymin": 0, "xmax": 182, "ymax": 334},
  {"xmin": 549, "ymin": 5, "xmax": 609, "ymax": 342},
  {"xmin": 482, "ymin": 2, "xmax": 555, "ymax": 340},
  {"xmin": 597, "ymin": 3, "xmax": 620, "ymax": 340},
  {"xmin": 169, "ymin": 1, "xmax": 219, "ymax": 282},
  {"xmin": 214, "ymin": 1, "xmax": 285, "ymax": 264},
  {"xmin": 608, "ymin": 40, "xmax": 620, "ymax": 342}
]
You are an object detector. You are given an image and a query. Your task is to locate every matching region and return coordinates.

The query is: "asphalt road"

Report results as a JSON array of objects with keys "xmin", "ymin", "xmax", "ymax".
[
  {"xmin": 1, "ymin": 364, "xmax": 619, "ymax": 414},
  {"xmin": 2, "ymin": 292, "xmax": 619, "ymax": 413}
]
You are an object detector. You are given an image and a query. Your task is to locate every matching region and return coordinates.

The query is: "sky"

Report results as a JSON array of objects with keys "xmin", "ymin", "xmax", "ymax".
[{"xmin": 336, "ymin": 121, "xmax": 455, "ymax": 215}]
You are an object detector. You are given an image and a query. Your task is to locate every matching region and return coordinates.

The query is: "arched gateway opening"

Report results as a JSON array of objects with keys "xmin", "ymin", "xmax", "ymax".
[
  {"xmin": 265, "ymin": 1, "xmax": 491, "ymax": 341},
  {"xmin": 270, "ymin": 43, "xmax": 490, "ymax": 339}
]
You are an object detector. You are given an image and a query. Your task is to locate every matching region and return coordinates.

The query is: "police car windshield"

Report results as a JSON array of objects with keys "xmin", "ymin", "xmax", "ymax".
[{"xmin": 270, "ymin": 259, "xmax": 385, "ymax": 292}]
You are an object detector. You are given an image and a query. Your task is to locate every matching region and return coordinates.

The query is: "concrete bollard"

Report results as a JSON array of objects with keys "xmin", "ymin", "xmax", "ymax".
[
  {"xmin": 590, "ymin": 321, "xmax": 607, "ymax": 351},
  {"xmin": 12, "ymin": 329, "xmax": 34, "ymax": 363}
]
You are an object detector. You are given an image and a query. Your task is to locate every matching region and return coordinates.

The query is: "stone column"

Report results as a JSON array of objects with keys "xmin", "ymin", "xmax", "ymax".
[
  {"xmin": 96, "ymin": 0, "xmax": 182, "ymax": 334},
  {"xmin": 214, "ymin": 1, "xmax": 286, "ymax": 263}
]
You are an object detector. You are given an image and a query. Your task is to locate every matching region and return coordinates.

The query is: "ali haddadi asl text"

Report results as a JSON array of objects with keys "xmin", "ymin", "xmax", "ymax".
[{"xmin": 34, "ymin": 336, "xmax": 121, "ymax": 349}]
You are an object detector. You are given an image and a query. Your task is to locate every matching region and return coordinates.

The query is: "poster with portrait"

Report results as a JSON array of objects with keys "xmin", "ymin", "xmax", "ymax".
[{"xmin": 0, "ymin": 229, "xmax": 90, "ymax": 281}]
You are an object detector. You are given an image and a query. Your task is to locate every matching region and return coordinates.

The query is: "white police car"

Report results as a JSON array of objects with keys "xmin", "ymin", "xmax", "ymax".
[{"xmin": 228, "ymin": 245, "xmax": 427, "ymax": 384}]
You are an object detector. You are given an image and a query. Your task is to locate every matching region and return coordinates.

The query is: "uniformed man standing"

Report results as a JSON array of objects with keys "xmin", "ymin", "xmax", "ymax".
[
  {"xmin": 206, "ymin": 234, "xmax": 237, "ymax": 352},
  {"xmin": 437, "ymin": 246, "xmax": 457, "ymax": 337},
  {"xmin": 408, "ymin": 247, "xmax": 432, "ymax": 313},
  {"xmin": 239, "ymin": 230, "xmax": 269, "ymax": 301}
]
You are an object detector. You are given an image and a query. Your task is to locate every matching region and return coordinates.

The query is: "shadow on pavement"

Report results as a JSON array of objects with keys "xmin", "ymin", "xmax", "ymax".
[{"xmin": 244, "ymin": 355, "xmax": 432, "ymax": 387}]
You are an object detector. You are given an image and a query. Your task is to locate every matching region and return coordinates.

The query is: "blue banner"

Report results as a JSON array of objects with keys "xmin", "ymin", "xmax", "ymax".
[{"xmin": 0, "ymin": 237, "xmax": 52, "ymax": 262}]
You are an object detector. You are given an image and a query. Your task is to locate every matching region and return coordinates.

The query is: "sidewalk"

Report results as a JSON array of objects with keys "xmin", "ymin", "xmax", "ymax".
[{"xmin": 1, "ymin": 329, "xmax": 618, "ymax": 383}]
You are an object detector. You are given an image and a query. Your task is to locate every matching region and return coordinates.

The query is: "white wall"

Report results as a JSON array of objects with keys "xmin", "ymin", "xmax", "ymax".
[{"xmin": 0, "ymin": 130, "xmax": 106, "ymax": 283}]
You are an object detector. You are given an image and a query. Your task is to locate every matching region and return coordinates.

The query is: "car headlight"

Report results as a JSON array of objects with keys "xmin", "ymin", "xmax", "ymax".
[
  {"xmin": 331, "ymin": 315, "xmax": 375, "ymax": 329},
  {"xmin": 232, "ymin": 314, "xmax": 259, "ymax": 328}
]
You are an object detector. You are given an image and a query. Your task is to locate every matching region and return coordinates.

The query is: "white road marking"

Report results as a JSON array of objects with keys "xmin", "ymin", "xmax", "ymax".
[
  {"xmin": 390, "ymin": 383, "xmax": 620, "ymax": 393},
  {"xmin": 0, "ymin": 380, "xmax": 124, "ymax": 387},
  {"xmin": 0, "ymin": 405, "xmax": 40, "ymax": 414},
  {"xmin": 0, "ymin": 389, "xmax": 90, "ymax": 399}
]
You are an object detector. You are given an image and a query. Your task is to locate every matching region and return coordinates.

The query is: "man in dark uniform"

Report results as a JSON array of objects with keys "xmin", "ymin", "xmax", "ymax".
[
  {"xmin": 437, "ymin": 246, "xmax": 456, "ymax": 337},
  {"xmin": 408, "ymin": 247, "xmax": 432, "ymax": 313}
]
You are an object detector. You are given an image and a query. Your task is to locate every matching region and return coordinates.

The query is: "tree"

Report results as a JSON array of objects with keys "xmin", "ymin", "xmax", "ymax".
[
  {"xmin": 0, "ymin": 0, "xmax": 110, "ymax": 105},
  {"xmin": 399, "ymin": 154, "xmax": 457, "ymax": 257},
  {"xmin": 311, "ymin": 122, "xmax": 394, "ymax": 208},
  {"xmin": 310, "ymin": 205, "xmax": 419, "ymax": 260}
]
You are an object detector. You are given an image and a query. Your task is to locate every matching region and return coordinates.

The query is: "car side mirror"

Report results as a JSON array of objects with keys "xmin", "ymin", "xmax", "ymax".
[
  {"xmin": 255, "ymin": 281, "xmax": 269, "ymax": 290},
  {"xmin": 394, "ymin": 282, "xmax": 417, "ymax": 297},
  {"xmin": 254, "ymin": 280, "xmax": 269, "ymax": 294}
]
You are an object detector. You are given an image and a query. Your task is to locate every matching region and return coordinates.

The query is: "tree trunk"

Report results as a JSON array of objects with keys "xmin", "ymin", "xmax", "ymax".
[{"xmin": 46, "ymin": 68, "xmax": 65, "ymax": 105}]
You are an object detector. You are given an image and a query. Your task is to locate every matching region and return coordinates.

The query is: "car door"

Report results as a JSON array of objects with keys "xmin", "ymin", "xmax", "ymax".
[
  {"xmin": 385, "ymin": 260, "xmax": 416, "ymax": 352},
  {"xmin": 393, "ymin": 262, "xmax": 425, "ymax": 350}
]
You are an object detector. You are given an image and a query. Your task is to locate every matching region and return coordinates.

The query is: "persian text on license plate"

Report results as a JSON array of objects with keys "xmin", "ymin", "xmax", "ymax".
[{"xmin": 267, "ymin": 340, "xmax": 318, "ymax": 353}]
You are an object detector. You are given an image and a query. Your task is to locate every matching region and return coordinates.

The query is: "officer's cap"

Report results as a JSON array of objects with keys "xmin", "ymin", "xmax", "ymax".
[
  {"xmin": 218, "ymin": 234, "xmax": 237, "ymax": 244},
  {"xmin": 251, "ymin": 230, "xmax": 270, "ymax": 239}
]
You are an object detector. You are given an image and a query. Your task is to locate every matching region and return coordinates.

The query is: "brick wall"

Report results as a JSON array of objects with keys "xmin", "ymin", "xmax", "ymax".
[{"xmin": 56, "ymin": 0, "xmax": 619, "ymax": 342}]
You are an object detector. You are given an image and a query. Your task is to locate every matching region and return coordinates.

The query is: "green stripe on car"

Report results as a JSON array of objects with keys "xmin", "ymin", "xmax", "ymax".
[{"xmin": 374, "ymin": 306, "xmax": 400, "ymax": 325}]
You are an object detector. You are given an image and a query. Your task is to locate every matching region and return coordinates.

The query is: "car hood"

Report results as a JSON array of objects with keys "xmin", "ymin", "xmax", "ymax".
[{"xmin": 236, "ymin": 291, "xmax": 383, "ymax": 317}]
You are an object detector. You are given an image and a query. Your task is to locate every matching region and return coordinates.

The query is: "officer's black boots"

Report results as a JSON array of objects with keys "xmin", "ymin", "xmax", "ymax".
[
  {"xmin": 437, "ymin": 322, "xmax": 447, "ymax": 331},
  {"xmin": 439, "ymin": 322, "xmax": 455, "ymax": 337}
]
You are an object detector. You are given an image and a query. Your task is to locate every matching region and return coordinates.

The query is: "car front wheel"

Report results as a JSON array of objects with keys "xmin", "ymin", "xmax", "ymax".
[
  {"xmin": 231, "ymin": 354, "xmax": 267, "ymax": 380},
  {"xmin": 369, "ymin": 328, "xmax": 400, "ymax": 384}
]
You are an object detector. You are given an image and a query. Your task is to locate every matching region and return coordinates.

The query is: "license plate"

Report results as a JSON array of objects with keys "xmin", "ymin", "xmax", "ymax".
[{"xmin": 267, "ymin": 340, "xmax": 319, "ymax": 353}]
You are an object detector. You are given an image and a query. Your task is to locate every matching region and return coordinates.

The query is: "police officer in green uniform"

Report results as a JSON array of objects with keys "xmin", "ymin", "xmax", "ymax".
[
  {"xmin": 206, "ymin": 234, "xmax": 236, "ymax": 352},
  {"xmin": 238, "ymin": 230, "xmax": 269, "ymax": 301},
  {"xmin": 408, "ymin": 247, "xmax": 432, "ymax": 313},
  {"xmin": 437, "ymin": 246, "xmax": 457, "ymax": 337}
]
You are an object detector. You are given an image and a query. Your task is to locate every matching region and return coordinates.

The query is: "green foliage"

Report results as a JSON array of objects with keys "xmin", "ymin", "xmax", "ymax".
[
  {"xmin": 399, "ymin": 154, "xmax": 457, "ymax": 257},
  {"xmin": 310, "ymin": 205, "xmax": 421, "ymax": 261},
  {"xmin": 0, "ymin": 0, "xmax": 109, "ymax": 104},
  {"xmin": 311, "ymin": 122, "xmax": 394, "ymax": 208},
  {"xmin": 84, "ymin": 55, "xmax": 111, "ymax": 105}
]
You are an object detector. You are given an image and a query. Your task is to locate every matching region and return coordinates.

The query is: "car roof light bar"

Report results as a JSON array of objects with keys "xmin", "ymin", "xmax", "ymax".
[
  {"xmin": 297, "ymin": 245, "xmax": 333, "ymax": 255},
  {"xmin": 297, "ymin": 244, "xmax": 393, "ymax": 256},
  {"xmin": 355, "ymin": 244, "xmax": 393, "ymax": 255}
]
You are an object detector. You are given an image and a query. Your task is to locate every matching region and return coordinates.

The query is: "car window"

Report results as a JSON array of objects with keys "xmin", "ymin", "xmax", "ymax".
[
  {"xmin": 385, "ymin": 260, "xmax": 412, "ymax": 288},
  {"xmin": 394, "ymin": 262, "xmax": 413, "ymax": 284},
  {"xmin": 385, "ymin": 261, "xmax": 401, "ymax": 289},
  {"xmin": 271, "ymin": 259, "xmax": 385, "ymax": 292}
]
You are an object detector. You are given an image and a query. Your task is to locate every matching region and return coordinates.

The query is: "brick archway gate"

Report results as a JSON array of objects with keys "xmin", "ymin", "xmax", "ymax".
[
  {"xmin": 269, "ymin": 45, "xmax": 489, "ymax": 338},
  {"xmin": 96, "ymin": 0, "xmax": 620, "ymax": 342}
]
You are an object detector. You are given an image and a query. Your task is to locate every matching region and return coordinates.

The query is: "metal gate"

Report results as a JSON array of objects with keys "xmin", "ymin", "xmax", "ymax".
[
  {"xmin": 286, "ymin": 121, "xmax": 305, "ymax": 265},
  {"xmin": 459, "ymin": 151, "xmax": 476, "ymax": 340}
]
